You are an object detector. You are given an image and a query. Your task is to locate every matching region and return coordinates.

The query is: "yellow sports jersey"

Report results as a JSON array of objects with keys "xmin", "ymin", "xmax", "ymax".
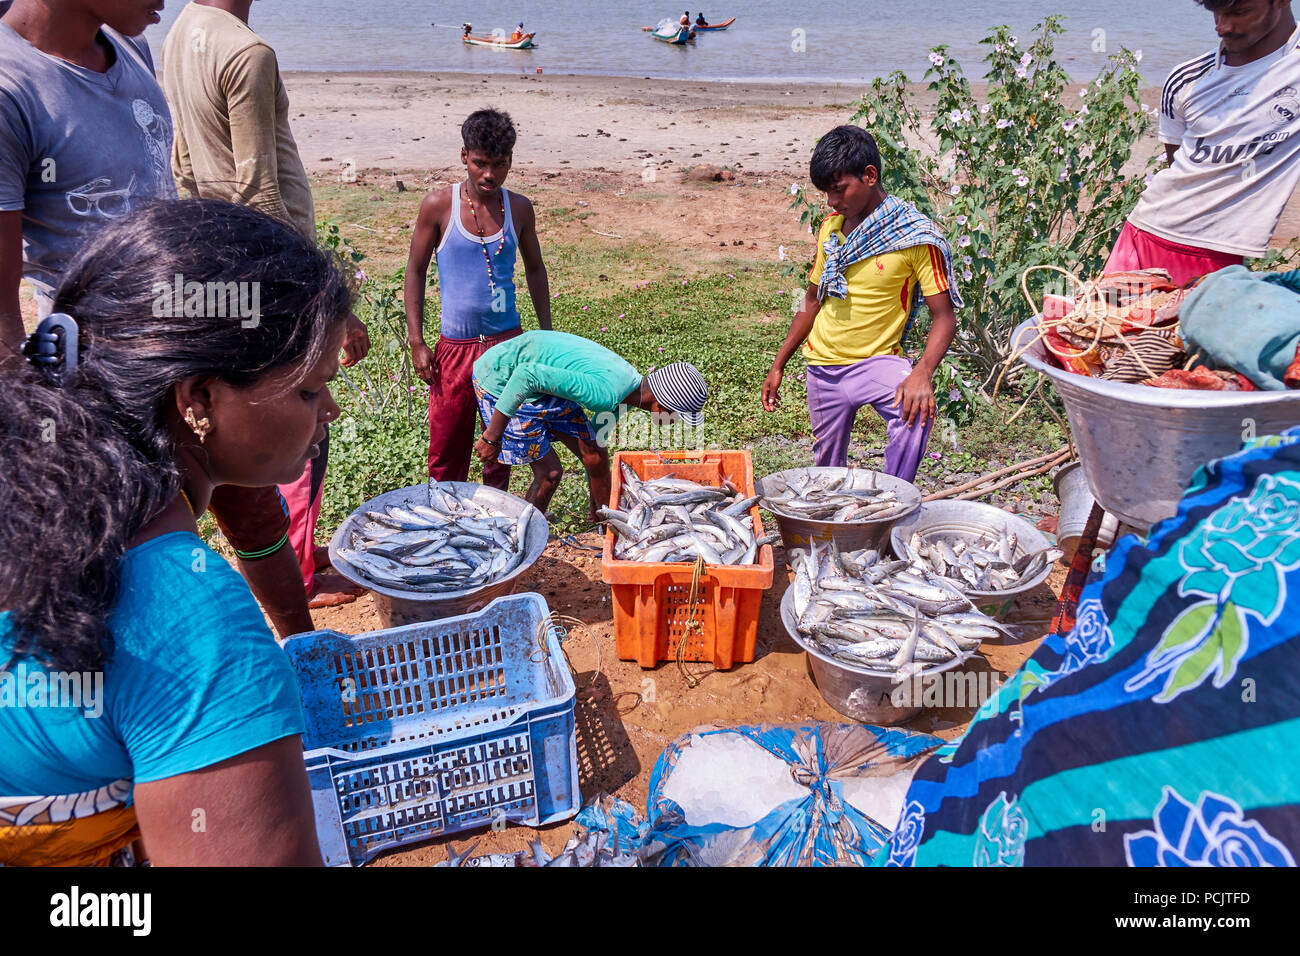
[{"xmin": 804, "ymin": 215, "xmax": 949, "ymax": 366}]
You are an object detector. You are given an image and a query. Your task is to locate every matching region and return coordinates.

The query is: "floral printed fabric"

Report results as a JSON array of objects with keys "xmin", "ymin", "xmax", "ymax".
[
  {"xmin": 876, "ymin": 427, "xmax": 1300, "ymax": 867},
  {"xmin": 472, "ymin": 377, "xmax": 598, "ymax": 466}
]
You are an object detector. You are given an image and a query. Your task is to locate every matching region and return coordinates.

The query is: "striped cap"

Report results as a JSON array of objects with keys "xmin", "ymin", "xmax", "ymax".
[{"xmin": 646, "ymin": 362, "xmax": 708, "ymax": 426}]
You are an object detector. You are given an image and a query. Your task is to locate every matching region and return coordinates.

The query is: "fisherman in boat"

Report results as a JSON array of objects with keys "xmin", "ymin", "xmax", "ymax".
[
  {"xmin": 695, "ymin": 13, "xmax": 709, "ymax": 26},
  {"xmin": 463, "ymin": 22, "xmax": 472, "ymax": 38},
  {"xmin": 680, "ymin": 11, "xmax": 690, "ymax": 27},
  {"xmin": 1104, "ymin": 0, "xmax": 1300, "ymax": 285},
  {"xmin": 510, "ymin": 22, "xmax": 525, "ymax": 43}
]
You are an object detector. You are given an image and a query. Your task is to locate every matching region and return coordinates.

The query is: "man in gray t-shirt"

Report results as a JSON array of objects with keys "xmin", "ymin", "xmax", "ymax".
[{"xmin": 0, "ymin": 1, "xmax": 175, "ymax": 353}]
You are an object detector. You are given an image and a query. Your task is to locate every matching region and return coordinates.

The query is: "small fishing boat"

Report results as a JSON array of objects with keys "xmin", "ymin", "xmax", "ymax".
[
  {"xmin": 462, "ymin": 31, "xmax": 537, "ymax": 49},
  {"xmin": 694, "ymin": 17, "xmax": 736, "ymax": 31},
  {"xmin": 650, "ymin": 19, "xmax": 690, "ymax": 44}
]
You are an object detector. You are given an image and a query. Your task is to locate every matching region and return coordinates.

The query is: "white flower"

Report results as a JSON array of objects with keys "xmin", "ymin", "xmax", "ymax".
[
  {"xmin": 1015, "ymin": 66, "xmax": 1028, "ymax": 79},
  {"xmin": 980, "ymin": 247, "xmax": 991, "ymax": 257},
  {"xmin": 1008, "ymin": 35, "xmax": 1018, "ymax": 47},
  {"xmin": 1080, "ymin": 87, "xmax": 1088, "ymax": 98},
  {"xmin": 959, "ymin": 235, "xmax": 972, "ymax": 247},
  {"xmin": 996, "ymin": 118, "xmax": 1011, "ymax": 129},
  {"xmin": 355, "ymin": 269, "xmax": 368, "ymax": 283},
  {"xmin": 1059, "ymin": 171, "xmax": 1068, "ymax": 182},
  {"xmin": 778, "ymin": 245, "xmax": 787, "ymax": 261},
  {"xmin": 979, "ymin": 103, "xmax": 991, "ymax": 115},
  {"xmin": 1017, "ymin": 175, "xmax": 1030, "ymax": 187},
  {"xmin": 929, "ymin": 52, "xmax": 945, "ymax": 67},
  {"xmin": 1054, "ymin": 146, "xmax": 1065, "ymax": 156},
  {"xmin": 1028, "ymin": 201, "xmax": 1037, "ymax": 209},
  {"xmin": 1020, "ymin": 52, "xmax": 1033, "ymax": 67},
  {"xmin": 963, "ymin": 270, "xmax": 973, "ymax": 282},
  {"xmin": 962, "ymin": 109, "xmax": 972, "ymax": 122},
  {"xmin": 956, "ymin": 214, "xmax": 968, "ymax": 225},
  {"xmin": 949, "ymin": 109, "xmax": 963, "ymax": 123},
  {"xmin": 1079, "ymin": 104, "xmax": 1090, "ymax": 115},
  {"xmin": 950, "ymin": 184, "xmax": 961, "ymax": 196},
  {"xmin": 962, "ymin": 255, "xmax": 972, "ymax": 265},
  {"xmin": 1011, "ymin": 167, "xmax": 1023, "ymax": 176},
  {"xmin": 790, "ymin": 183, "xmax": 801, "ymax": 195},
  {"xmin": 1063, "ymin": 119, "xmax": 1078, "ymax": 132},
  {"xmin": 1135, "ymin": 49, "xmax": 1143, "ymax": 62}
]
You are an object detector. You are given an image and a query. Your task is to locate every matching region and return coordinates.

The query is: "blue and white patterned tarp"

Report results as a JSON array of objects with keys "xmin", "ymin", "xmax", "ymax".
[{"xmin": 640, "ymin": 723, "xmax": 941, "ymax": 867}]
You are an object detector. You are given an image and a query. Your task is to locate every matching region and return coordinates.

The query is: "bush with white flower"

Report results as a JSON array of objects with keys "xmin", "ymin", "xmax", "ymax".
[{"xmin": 787, "ymin": 17, "xmax": 1154, "ymax": 391}]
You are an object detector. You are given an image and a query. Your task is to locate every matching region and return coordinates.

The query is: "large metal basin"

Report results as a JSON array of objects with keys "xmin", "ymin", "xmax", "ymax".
[
  {"xmin": 1013, "ymin": 320, "xmax": 1300, "ymax": 529},
  {"xmin": 780, "ymin": 588, "xmax": 975, "ymax": 726},
  {"xmin": 329, "ymin": 481, "xmax": 549, "ymax": 627},
  {"xmin": 889, "ymin": 499, "xmax": 1053, "ymax": 622},
  {"xmin": 757, "ymin": 466, "xmax": 922, "ymax": 570}
]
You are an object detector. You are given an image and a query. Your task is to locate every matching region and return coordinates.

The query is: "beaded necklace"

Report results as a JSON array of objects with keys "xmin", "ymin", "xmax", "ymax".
[{"xmin": 462, "ymin": 184, "xmax": 507, "ymax": 296}]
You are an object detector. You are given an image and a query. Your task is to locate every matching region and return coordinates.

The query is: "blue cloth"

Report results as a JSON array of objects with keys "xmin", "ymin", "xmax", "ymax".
[
  {"xmin": 434, "ymin": 185, "xmax": 522, "ymax": 339},
  {"xmin": 875, "ymin": 427, "xmax": 1300, "ymax": 867},
  {"xmin": 816, "ymin": 195, "xmax": 965, "ymax": 343},
  {"xmin": 0, "ymin": 532, "xmax": 305, "ymax": 799},
  {"xmin": 473, "ymin": 375, "xmax": 597, "ymax": 466},
  {"xmin": 1180, "ymin": 265, "xmax": 1300, "ymax": 390},
  {"xmin": 641, "ymin": 723, "xmax": 941, "ymax": 866}
]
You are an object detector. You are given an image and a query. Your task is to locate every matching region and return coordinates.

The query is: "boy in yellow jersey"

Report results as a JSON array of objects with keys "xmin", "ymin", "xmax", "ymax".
[{"xmin": 761, "ymin": 126, "xmax": 961, "ymax": 481}]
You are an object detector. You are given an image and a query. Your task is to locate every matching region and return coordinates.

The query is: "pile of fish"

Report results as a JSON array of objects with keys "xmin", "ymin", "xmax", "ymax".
[
  {"xmin": 761, "ymin": 469, "xmax": 914, "ymax": 522},
  {"xmin": 336, "ymin": 482, "xmax": 536, "ymax": 593},
  {"xmin": 601, "ymin": 464, "xmax": 772, "ymax": 565},
  {"xmin": 436, "ymin": 831, "xmax": 639, "ymax": 868},
  {"xmin": 896, "ymin": 529, "xmax": 1062, "ymax": 595},
  {"xmin": 789, "ymin": 542, "xmax": 1012, "ymax": 680}
]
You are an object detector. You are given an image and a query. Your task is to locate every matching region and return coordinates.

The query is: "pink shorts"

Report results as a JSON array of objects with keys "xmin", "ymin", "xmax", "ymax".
[{"xmin": 1104, "ymin": 222, "xmax": 1243, "ymax": 287}]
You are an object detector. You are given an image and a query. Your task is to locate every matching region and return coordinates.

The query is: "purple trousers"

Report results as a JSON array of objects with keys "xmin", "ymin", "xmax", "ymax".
[{"xmin": 806, "ymin": 355, "xmax": 932, "ymax": 481}]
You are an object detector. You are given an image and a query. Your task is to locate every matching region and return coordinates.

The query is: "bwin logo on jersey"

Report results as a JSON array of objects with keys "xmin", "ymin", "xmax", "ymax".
[{"xmin": 1188, "ymin": 131, "xmax": 1290, "ymax": 164}]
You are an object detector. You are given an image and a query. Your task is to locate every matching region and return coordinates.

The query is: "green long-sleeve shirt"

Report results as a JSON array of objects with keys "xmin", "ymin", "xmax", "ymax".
[{"xmin": 473, "ymin": 331, "xmax": 643, "ymax": 417}]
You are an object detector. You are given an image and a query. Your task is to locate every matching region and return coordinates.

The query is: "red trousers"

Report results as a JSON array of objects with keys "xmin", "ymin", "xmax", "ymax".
[{"xmin": 427, "ymin": 327, "xmax": 522, "ymax": 485}]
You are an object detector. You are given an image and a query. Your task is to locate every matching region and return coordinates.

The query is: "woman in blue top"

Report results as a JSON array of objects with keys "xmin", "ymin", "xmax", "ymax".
[{"xmin": 0, "ymin": 199, "xmax": 352, "ymax": 866}]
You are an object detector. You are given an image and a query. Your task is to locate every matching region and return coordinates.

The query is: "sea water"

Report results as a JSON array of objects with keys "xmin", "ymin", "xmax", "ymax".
[{"xmin": 146, "ymin": 0, "xmax": 1217, "ymax": 87}]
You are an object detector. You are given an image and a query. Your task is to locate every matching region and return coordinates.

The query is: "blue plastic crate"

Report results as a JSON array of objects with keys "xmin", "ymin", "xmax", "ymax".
[{"xmin": 281, "ymin": 593, "xmax": 579, "ymax": 866}]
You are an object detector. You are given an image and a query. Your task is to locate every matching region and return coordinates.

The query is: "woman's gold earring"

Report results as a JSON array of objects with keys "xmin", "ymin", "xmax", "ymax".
[{"xmin": 184, "ymin": 406, "xmax": 212, "ymax": 445}]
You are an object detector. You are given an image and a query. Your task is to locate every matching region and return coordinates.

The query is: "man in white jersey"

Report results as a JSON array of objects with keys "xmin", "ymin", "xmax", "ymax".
[{"xmin": 1106, "ymin": 0, "xmax": 1300, "ymax": 285}]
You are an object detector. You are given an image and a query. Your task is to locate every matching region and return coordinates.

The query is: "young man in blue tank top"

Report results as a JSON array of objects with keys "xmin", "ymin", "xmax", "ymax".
[{"xmin": 404, "ymin": 108, "xmax": 552, "ymax": 488}]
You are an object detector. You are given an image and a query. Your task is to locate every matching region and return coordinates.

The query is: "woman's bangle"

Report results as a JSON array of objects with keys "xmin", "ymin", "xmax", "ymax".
[{"xmin": 483, "ymin": 435, "xmax": 502, "ymax": 447}]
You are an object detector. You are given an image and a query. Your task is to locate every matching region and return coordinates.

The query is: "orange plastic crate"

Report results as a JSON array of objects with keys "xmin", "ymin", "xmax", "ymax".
[{"xmin": 601, "ymin": 451, "xmax": 774, "ymax": 669}]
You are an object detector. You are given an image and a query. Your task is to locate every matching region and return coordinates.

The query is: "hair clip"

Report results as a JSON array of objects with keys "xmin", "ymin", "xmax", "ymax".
[{"xmin": 21, "ymin": 313, "xmax": 80, "ymax": 385}]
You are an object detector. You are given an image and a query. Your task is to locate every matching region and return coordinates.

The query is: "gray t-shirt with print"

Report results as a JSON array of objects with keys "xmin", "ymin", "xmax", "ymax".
[{"xmin": 0, "ymin": 22, "xmax": 176, "ymax": 306}]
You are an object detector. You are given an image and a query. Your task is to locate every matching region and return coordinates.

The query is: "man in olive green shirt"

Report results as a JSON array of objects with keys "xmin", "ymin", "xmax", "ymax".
[
  {"xmin": 472, "ymin": 330, "xmax": 708, "ymax": 523},
  {"xmin": 162, "ymin": 0, "xmax": 370, "ymax": 616}
]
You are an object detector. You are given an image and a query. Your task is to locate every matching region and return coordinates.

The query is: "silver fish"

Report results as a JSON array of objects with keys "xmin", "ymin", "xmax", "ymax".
[
  {"xmin": 335, "ymin": 481, "xmax": 536, "ymax": 593},
  {"xmin": 610, "ymin": 472, "xmax": 766, "ymax": 566}
]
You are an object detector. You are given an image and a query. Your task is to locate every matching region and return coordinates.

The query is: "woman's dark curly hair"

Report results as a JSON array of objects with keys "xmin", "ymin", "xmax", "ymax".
[{"xmin": 0, "ymin": 199, "xmax": 353, "ymax": 673}]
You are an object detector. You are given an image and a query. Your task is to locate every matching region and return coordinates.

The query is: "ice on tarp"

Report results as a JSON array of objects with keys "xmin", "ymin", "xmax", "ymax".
[
  {"xmin": 660, "ymin": 733, "xmax": 810, "ymax": 828},
  {"xmin": 837, "ymin": 770, "xmax": 917, "ymax": 831}
]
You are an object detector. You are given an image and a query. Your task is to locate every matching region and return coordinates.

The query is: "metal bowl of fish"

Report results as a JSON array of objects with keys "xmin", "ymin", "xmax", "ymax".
[
  {"xmin": 329, "ymin": 480, "xmax": 549, "ymax": 626},
  {"xmin": 780, "ymin": 544, "xmax": 1005, "ymax": 724},
  {"xmin": 780, "ymin": 591, "xmax": 977, "ymax": 727},
  {"xmin": 889, "ymin": 500, "xmax": 1059, "ymax": 620},
  {"xmin": 757, "ymin": 466, "xmax": 922, "ymax": 566}
]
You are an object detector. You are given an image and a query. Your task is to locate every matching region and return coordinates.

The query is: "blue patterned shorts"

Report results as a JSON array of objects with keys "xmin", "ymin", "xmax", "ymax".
[{"xmin": 473, "ymin": 377, "xmax": 598, "ymax": 465}]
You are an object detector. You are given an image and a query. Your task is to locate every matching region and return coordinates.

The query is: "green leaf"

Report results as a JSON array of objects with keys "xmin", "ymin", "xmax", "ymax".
[
  {"xmin": 1150, "ymin": 602, "xmax": 1216, "ymax": 661},
  {"xmin": 1215, "ymin": 601, "xmax": 1246, "ymax": 687},
  {"xmin": 1156, "ymin": 635, "xmax": 1221, "ymax": 703}
]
